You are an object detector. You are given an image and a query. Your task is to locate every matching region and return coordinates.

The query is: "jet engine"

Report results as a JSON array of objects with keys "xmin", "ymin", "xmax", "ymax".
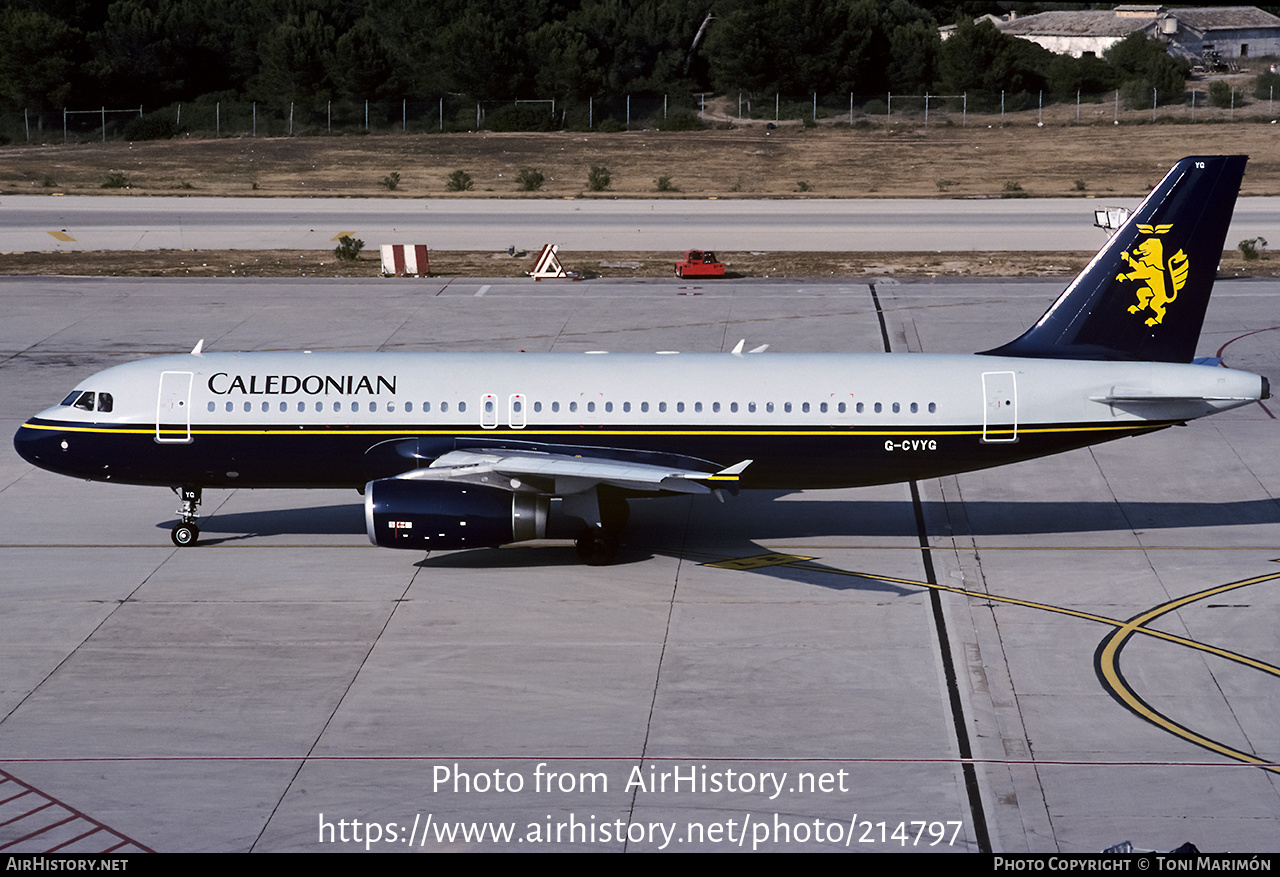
[{"xmin": 364, "ymin": 478, "xmax": 549, "ymax": 550}]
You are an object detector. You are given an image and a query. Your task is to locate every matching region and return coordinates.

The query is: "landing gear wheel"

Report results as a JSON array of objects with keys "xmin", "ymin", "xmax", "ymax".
[
  {"xmin": 171, "ymin": 523, "xmax": 199, "ymax": 547},
  {"xmin": 575, "ymin": 525, "xmax": 619, "ymax": 566}
]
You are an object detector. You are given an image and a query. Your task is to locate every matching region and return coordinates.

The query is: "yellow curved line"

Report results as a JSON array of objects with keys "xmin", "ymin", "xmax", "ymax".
[{"xmin": 768, "ymin": 560, "xmax": 1280, "ymax": 771}]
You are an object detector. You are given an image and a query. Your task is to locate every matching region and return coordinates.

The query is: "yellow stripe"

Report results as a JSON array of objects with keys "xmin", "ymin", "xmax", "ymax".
[{"xmin": 22, "ymin": 422, "xmax": 1166, "ymax": 439}]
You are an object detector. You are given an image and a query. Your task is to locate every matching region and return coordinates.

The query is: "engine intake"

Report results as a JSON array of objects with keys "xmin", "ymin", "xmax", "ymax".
[{"xmin": 365, "ymin": 479, "xmax": 548, "ymax": 550}]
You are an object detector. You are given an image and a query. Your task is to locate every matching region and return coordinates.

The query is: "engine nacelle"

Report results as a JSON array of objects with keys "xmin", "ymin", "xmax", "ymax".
[{"xmin": 365, "ymin": 478, "xmax": 548, "ymax": 550}]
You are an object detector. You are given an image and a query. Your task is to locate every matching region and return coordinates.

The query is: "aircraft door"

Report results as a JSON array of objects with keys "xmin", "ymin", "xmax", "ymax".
[
  {"xmin": 509, "ymin": 394, "xmax": 526, "ymax": 429},
  {"xmin": 981, "ymin": 371, "xmax": 1017, "ymax": 443},
  {"xmin": 156, "ymin": 371, "xmax": 194, "ymax": 443},
  {"xmin": 481, "ymin": 393, "xmax": 498, "ymax": 429}
]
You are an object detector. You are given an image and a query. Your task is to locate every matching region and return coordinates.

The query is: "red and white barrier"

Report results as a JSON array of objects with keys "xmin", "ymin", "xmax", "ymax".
[{"xmin": 380, "ymin": 244, "xmax": 430, "ymax": 276}]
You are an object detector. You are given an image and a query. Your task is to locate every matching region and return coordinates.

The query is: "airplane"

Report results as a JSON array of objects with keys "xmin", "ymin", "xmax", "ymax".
[{"xmin": 13, "ymin": 155, "xmax": 1269, "ymax": 564}]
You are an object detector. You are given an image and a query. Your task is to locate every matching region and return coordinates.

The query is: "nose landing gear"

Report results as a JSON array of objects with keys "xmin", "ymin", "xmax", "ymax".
[{"xmin": 170, "ymin": 485, "xmax": 202, "ymax": 546}]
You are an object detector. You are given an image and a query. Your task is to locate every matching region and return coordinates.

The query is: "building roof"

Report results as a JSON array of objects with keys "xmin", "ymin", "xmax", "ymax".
[
  {"xmin": 1167, "ymin": 7, "xmax": 1280, "ymax": 32},
  {"xmin": 998, "ymin": 10, "xmax": 1154, "ymax": 39}
]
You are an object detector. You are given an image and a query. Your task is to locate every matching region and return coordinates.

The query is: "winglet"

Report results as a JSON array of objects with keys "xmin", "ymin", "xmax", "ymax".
[
  {"xmin": 191, "ymin": 339, "xmax": 204, "ymax": 356},
  {"xmin": 711, "ymin": 459, "xmax": 753, "ymax": 479},
  {"xmin": 731, "ymin": 339, "xmax": 745, "ymax": 355}
]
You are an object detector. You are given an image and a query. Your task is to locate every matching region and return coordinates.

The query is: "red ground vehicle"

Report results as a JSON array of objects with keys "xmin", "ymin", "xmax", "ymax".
[{"xmin": 675, "ymin": 250, "xmax": 725, "ymax": 278}]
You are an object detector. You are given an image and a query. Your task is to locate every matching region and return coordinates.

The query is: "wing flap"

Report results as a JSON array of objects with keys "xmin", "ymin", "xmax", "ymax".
[{"xmin": 400, "ymin": 448, "xmax": 752, "ymax": 495}]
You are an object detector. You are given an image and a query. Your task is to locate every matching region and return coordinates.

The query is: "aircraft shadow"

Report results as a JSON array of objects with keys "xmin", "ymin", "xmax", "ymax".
[{"xmin": 160, "ymin": 494, "xmax": 1280, "ymax": 588}]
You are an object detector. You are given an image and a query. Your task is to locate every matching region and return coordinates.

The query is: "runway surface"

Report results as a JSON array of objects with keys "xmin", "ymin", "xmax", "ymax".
[
  {"xmin": 2, "ymin": 194, "xmax": 1278, "ymax": 253},
  {"xmin": 0, "ymin": 274, "xmax": 1277, "ymax": 852}
]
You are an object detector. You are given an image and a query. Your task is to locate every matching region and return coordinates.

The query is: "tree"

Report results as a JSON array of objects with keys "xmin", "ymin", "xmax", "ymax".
[{"xmin": 0, "ymin": 7, "xmax": 79, "ymax": 112}]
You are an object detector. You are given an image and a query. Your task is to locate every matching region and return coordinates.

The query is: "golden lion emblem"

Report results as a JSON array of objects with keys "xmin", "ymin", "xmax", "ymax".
[{"xmin": 1117, "ymin": 225, "xmax": 1188, "ymax": 326}]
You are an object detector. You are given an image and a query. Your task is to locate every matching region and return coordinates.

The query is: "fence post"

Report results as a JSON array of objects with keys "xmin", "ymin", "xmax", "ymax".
[
  {"xmin": 216, "ymin": 102, "xmax": 219, "ymax": 137},
  {"xmin": 1076, "ymin": 89, "xmax": 1080, "ymax": 121},
  {"xmin": 63, "ymin": 108, "xmax": 67, "ymax": 144},
  {"xmin": 775, "ymin": 93, "xmax": 778, "ymax": 121},
  {"xmin": 887, "ymin": 91, "xmax": 891, "ymax": 122},
  {"xmin": 24, "ymin": 108, "xmax": 28, "ymax": 143},
  {"xmin": 403, "ymin": 98, "xmax": 406, "ymax": 132},
  {"xmin": 1191, "ymin": 89, "xmax": 1196, "ymax": 121},
  {"xmin": 664, "ymin": 94, "xmax": 667, "ymax": 119},
  {"xmin": 1001, "ymin": 90, "xmax": 1005, "ymax": 126},
  {"xmin": 813, "ymin": 91, "xmax": 816, "ymax": 122},
  {"xmin": 101, "ymin": 106, "xmax": 105, "ymax": 142},
  {"xmin": 253, "ymin": 102, "xmax": 256, "ymax": 136},
  {"xmin": 289, "ymin": 102, "xmax": 294, "ymax": 135},
  {"xmin": 849, "ymin": 92, "xmax": 853, "ymax": 125},
  {"xmin": 627, "ymin": 94, "xmax": 630, "ymax": 129},
  {"xmin": 924, "ymin": 93, "xmax": 929, "ymax": 127},
  {"xmin": 1114, "ymin": 89, "xmax": 1118, "ymax": 124},
  {"xmin": 1152, "ymin": 87, "xmax": 1157, "ymax": 122},
  {"xmin": 963, "ymin": 92, "xmax": 967, "ymax": 126},
  {"xmin": 365, "ymin": 99, "xmax": 369, "ymax": 132}
]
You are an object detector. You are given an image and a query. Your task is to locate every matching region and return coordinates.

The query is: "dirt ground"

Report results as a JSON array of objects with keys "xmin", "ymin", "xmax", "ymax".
[
  {"xmin": 1, "ymin": 116, "xmax": 1277, "ymax": 278},
  {"xmin": 2, "ymin": 120, "xmax": 1279, "ymax": 201},
  {"xmin": 0, "ymin": 247, "xmax": 1273, "ymax": 280}
]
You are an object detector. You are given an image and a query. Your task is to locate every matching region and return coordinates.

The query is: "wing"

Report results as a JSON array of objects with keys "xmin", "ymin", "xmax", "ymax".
[{"xmin": 395, "ymin": 448, "xmax": 752, "ymax": 496}]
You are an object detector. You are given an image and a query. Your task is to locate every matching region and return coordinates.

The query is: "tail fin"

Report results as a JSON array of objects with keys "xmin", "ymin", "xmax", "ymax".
[{"xmin": 983, "ymin": 155, "xmax": 1246, "ymax": 363}]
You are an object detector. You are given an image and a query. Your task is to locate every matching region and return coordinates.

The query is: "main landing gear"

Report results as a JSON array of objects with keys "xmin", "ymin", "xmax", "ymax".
[
  {"xmin": 573, "ymin": 488, "xmax": 629, "ymax": 565},
  {"xmin": 171, "ymin": 485, "xmax": 202, "ymax": 546}
]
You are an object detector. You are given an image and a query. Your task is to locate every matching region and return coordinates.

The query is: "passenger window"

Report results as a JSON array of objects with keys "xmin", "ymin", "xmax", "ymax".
[
  {"xmin": 874, "ymin": 403, "xmax": 882, "ymax": 414},
  {"xmin": 766, "ymin": 402, "xmax": 775, "ymax": 413},
  {"xmin": 405, "ymin": 402, "xmax": 413, "ymax": 413},
  {"xmin": 569, "ymin": 401, "xmax": 578, "ymax": 413},
  {"xmin": 910, "ymin": 402, "xmax": 918, "ymax": 414},
  {"xmin": 713, "ymin": 402, "xmax": 720, "ymax": 413},
  {"xmin": 640, "ymin": 402, "xmax": 649, "ymax": 413},
  {"xmin": 334, "ymin": 401, "xmax": 342, "ymax": 412},
  {"xmin": 802, "ymin": 402, "xmax": 810, "ymax": 413},
  {"xmin": 226, "ymin": 401, "xmax": 234, "ymax": 413},
  {"xmin": 533, "ymin": 401, "xmax": 541, "ymax": 413},
  {"xmin": 622, "ymin": 402, "xmax": 630, "ymax": 413},
  {"xmin": 677, "ymin": 402, "xmax": 685, "ymax": 413},
  {"xmin": 298, "ymin": 402, "xmax": 306, "ymax": 412},
  {"xmin": 261, "ymin": 401, "xmax": 269, "ymax": 412},
  {"xmin": 552, "ymin": 401, "xmax": 560, "ymax": 413},
  {"xmin": 441, "ymin": 402, "xmax": 448, "ymax": 413},
  {"xmin": 730, "ymin": 402, "xmax": 738, "ymax": 413},
  {"xmin": 385, "ymin": 402, "xmax": 394, "ymax": 412},
  {"xmin": 588, "ymin": 401, "xmax": 596, "ymax": 413},
  {"xmin": 892, "ymin": 402, "xmax": 900, "ymax": 413},
  {"xmin": 243, "ymin": 401, "xmax": 251, "ymax": 413},
  {"xmin": 370, "ymin": 402, "xmax": 377, "ymax": 412},
  {"xmin": 929, "ymin": 402, "xmax": 937, "ymax": 413},
  {"xmin": 315, "ymin": 401, "xmax": 322, "ymax": 412},
  {"xmin": 97, "ymin": 393, "xmax": 113, "ymax": 412},
  {"xmin": 820, "ymin": 402, "xmax": 828, "ymax": 414},
  {"xmin": 352, "ymin": 402, "xmax": 360, "ymax": 412},
  {"xmin": 853, "ymin": 402, "xmax": 860, "ymax": 414},
  {"xmin": 694, "ymin": 402, "xmax": 703, "ymax": 413},
  {"xmin": 207, "ymin": 401, "xmax": 215, "ymax": 412},
  {"xmin": 659, "ymin": 402, "xmax": 667, "ymax": 413},
  {"xmin": 458, "ymin": 401, "xmax": 466, "ymax": 413},
  {"xmin": 749, "ymin": 402, "xmax": 756, "ymax": 413},
  {"xmin": 279, "ymin": 401, "xmax": 287, "ymax": 412},
  {"xmin": 784, "ymin": 402, "xmax": 792, "ymax": 413},
  {"xmin": 604, "ymin": 401, "xmax": 612, "ymax": 413}
]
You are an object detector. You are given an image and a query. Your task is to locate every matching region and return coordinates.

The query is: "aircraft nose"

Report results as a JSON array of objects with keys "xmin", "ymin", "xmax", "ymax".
[{"xmin": 13, "ymin": 422, "xmax": 75, "ymax": 475}]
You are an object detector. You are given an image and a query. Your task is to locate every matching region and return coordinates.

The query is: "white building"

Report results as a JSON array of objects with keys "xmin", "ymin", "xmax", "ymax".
[{"xmin": 968, "ymin": 5, "xmax": 1280, "ymax": 61}]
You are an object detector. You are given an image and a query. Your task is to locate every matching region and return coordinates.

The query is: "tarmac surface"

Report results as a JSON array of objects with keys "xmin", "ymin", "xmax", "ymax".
[
  {"xmin": 2, "ymin": 194, "xmax": 1278, "ymax": 253},
  {"xmin": 0, "ymin": 274, "xmax": 1277, "ymax": 853}
]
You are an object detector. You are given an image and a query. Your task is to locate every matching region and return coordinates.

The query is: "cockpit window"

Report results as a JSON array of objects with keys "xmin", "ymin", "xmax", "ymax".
[
  {"xmin": 61, "ymin": 391, "xmax": 83, "ymax": 407},
  {"xmin": 71, "ymin": 391, "xmax": 95, "ymax": 411},
  {"xmin": 97, "ymin": 393, "xmax": 113, "ymax": 413}
]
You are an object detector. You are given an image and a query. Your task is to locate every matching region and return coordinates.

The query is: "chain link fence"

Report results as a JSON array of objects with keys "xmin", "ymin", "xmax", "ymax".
[{"xmin": 4, "ymin": 83, "xmax": 1276, "ymax": 145}]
